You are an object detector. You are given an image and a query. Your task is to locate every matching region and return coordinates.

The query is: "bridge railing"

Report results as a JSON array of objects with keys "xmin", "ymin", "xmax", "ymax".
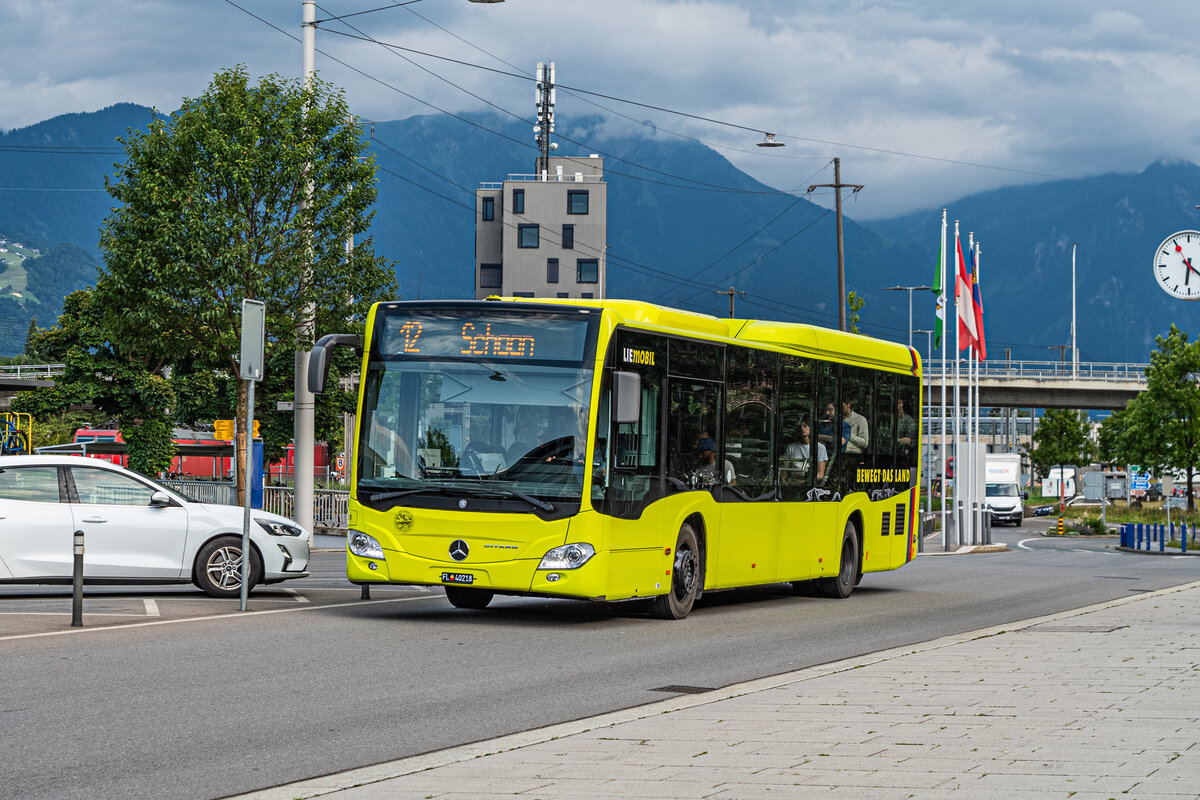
[
  {"xmin": 924, "ymin": 360, "xmax": 1146, "ymax": 384},
  {"xmin": 0, "ymin": 363, "xmax": 65, "ymax": 379}
]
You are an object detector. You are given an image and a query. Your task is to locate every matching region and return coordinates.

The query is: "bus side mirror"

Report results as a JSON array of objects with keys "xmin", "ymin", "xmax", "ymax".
[
  {"xmin": 613, "ymin": 371, "xmax": 641, "ymax": 425},
  {"xmin": 308, "ymin": 334, "xmax": 362, "ymax": 394}
]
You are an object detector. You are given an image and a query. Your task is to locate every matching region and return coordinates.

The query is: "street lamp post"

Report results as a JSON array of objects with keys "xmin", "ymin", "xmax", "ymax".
[{"xmin": 884, "ymin": 284, "xmax": 931, "ymax": 348}]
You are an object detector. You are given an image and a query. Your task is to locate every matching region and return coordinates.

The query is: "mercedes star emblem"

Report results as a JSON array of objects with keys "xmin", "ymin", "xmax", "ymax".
[{"xmin": 449, "ymin": 539, "xmax": 469, "ymax": 561}]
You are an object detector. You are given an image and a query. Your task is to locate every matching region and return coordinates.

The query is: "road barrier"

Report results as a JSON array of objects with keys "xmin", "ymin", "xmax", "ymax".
[{"xmin": 1120, "ymin": 522, "xmax": 1195, "ymax": 553}]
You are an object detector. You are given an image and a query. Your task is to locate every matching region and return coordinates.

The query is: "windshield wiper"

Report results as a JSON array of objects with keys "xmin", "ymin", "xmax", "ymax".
[{"xmin": 368, "ymin": 482, "xmax": 555, "ymax": 512}]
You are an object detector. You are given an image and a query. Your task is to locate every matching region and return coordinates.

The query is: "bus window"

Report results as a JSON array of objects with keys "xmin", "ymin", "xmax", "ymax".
[
  {"xmin": 778, "ymin": 355, "xmax": 817, "ymax": 501},
  {"xmin": 725, "ymin": 347, "xmax": 776, "ymax": 501}
]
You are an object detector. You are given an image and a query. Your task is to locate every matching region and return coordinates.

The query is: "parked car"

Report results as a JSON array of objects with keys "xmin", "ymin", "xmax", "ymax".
[
  {"xmin": 1065, "ymin": 495, "xmax": 1111, "ymax": 508},
  {"xmin": 0, "ymin": 455, "xmax": 310, "ymax": 597}
]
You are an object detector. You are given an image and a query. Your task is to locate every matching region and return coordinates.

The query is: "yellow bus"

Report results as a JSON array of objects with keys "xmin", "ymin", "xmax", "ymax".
[{"xmin": 310, "ymin": 298, "xmax": 921, "ymax": 619}]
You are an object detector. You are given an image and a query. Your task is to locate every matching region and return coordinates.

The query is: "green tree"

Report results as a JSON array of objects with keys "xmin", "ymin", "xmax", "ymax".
[
  {"xmin": 1029, "ymin": 408, "xmax": 1093, "ymax": 501},
  {"xmin": 1101, "ymin": 325, "xmax": 1200, "ymax": 510},
  {"xmin": 13, "ymin": 289, "xmax": 177, "ymax": 474},
  {"xmin": 847, "ymin": 291, "xmax": 864, "ymax": 334},
  {"xmin": 95, "ymin": 66, "xmax": 396, "ymax": 501}
]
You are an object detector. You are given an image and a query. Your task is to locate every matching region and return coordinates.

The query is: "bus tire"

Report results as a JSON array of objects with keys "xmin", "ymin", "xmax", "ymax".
[
  {"xmin": 194, "ymin": 536, "xmax": 262, "ymax": 598},
  {"xmin": 649, "ymin": 523, "xmax": 700, "ymax": 620},
  {"xmin": 445, "ymin": 586, "xmax": 494, "ymax": 610},
  {"xmin": 816, "ymin": 521, "xmax": 859, "ymax": 599}
]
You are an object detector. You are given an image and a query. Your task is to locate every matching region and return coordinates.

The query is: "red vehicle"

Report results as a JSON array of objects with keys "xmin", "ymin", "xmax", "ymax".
[{"xmin": 73, "ymin": 427, "xmax": 330, "ymax": 480}]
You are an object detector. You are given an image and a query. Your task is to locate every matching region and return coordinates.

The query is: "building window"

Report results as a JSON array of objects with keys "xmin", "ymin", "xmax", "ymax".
[
  {"xmin": 518, "ymin": 224, "xmax": 540, "ymax": 248},
  {"xmin": 512, "ymin": 188, "xmax": 525, "ymax": 214},
  {"xmin": 567, "ymin": 190, "xmax": 589, "ymax": 215},
  {"xmin": 557, "ymin": 292, "xmax": 570, "ymax": 298},
  {"xmin": 581, "ymin": 292, "xmax": 594, "ymax": 299},
  {"xmin": 561, "ymin": 224, "xmax": 574, "ymax": 249},
  {"xmin": 481, "ymin": 196, "xmax": 494, "ymax": 221},
  {"xmin": 513, "ymin": 291, "xmax": 535, "ymax": 297},
  {"xmin": 479, "ymin": 263, "xmax": 502, "ymax": 288},
  {"xmin": 547, "ymin": 258, "xmax": 559, "ymax": 283},
  {"xmin": 577, "ymin": 258, "xmax": 599, "ymax": 283}
]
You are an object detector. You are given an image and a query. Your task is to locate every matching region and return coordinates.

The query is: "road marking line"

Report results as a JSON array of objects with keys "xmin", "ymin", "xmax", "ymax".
[
  {"xmin": 285, "ymin": 588, "xmax": 310, "ymax": 603},
  {"xmin": 0, "ymin": 594, "xmax": 443, "ymax": 642},
  {"xmin": 143, "ymin": 599, "xmax": 159, "ymax": 617}
]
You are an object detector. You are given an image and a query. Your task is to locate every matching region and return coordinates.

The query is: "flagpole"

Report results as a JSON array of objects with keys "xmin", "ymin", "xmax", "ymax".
[
  {"xmin": 974, "ymin": 240, "xmax": 983, "ymax": 544},
  {"xmin": 939, "ymin": 210, "xmax": 948, "ymax": 549},
  {"xmin": 967, "ymin": 231, "xmax": 976, "ymax": 545},
  {"xmin": 952, "ymin": 221, "xmax": 962, "ymax": 547}
]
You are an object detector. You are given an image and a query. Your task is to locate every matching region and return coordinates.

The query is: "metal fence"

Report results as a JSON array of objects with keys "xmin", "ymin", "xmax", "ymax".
[{"xmin": 160, "ymin": 480, "xmax": 349, "ymax": 531}]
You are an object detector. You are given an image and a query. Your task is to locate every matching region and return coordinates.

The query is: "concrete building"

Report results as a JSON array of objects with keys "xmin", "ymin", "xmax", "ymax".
[{"xmin": 474, "ymin": 154, "xmax": 607, "ymax": 300}]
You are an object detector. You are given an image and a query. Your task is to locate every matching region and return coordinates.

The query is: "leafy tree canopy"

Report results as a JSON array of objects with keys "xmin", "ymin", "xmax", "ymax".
[{"xmin": 1029, "ymin": 407, "xmax": 1093, "ymax": 478}]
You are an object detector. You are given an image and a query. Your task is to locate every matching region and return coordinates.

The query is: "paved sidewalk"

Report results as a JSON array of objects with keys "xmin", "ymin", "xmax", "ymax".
[{"xmin": 238, "ymin": 581, "xmax": 1200, "ymax": 800}]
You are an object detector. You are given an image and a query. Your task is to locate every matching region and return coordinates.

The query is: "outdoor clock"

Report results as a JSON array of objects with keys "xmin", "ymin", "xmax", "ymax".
[{"xmin": 1153, "ymin": 230, "xmax": 1200, "ymax": 300}]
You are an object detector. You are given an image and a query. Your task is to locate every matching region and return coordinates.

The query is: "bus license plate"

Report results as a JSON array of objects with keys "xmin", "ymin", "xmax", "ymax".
[{"xmin": 441, "ymin": 572, "xmax": 474, "ymax": 585}]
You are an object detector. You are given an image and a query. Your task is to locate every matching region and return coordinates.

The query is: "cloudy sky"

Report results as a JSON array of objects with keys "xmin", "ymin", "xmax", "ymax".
[{"xmin": 4, "ymin": 0, "xmax": 1200, "ymax": 218}]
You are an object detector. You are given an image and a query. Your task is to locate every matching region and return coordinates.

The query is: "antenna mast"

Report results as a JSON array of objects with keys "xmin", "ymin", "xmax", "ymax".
[{"xmin": 535, "ymin": 61, "xmax": 557, "ymax": 177}]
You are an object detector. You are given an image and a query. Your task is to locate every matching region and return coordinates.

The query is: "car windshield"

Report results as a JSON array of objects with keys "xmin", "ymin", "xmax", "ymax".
[
  {"xmin": 986, "ymin": 483, "xmax": 1020, "ymax": 497},
  {"xmin": 356, "ymin": 307, "xmax": 598, "ymax": 511}
]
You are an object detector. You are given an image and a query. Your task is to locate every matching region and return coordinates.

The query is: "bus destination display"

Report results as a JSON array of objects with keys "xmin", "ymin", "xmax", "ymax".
[{"xmin": 379, "ymin": 314, "xmax": 591, "ymax": 362}]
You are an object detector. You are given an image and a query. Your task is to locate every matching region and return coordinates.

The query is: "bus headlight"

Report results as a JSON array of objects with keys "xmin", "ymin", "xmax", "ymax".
[
  {"xmin": 538, "ymin": 543, "xmax": 595, "ymax": 570},
  {"xmin": 348, "ymin": 529, "xmax": 385, "ymax": 560}
]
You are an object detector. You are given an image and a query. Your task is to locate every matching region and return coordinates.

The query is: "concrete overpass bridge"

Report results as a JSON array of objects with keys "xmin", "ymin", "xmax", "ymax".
[{"xmin": 923, "ymin": 360, "xmax": 1146, "ymax": 410}]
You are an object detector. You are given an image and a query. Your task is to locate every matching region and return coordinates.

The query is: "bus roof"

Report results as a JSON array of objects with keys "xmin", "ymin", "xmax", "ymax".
[{"xmin": 482, "ymin": 297, "xmax": 917, "ymax": 374}]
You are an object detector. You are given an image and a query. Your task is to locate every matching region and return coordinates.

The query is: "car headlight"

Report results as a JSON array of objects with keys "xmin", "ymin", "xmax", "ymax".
[
  {"xmin": 255, "ymin": 518, "xmax": 305, "ymax": 537},
  {"xmin": 348, "ymin": 529, "xmax": 386, "ymax": 560},
  {"xmin": 538, "ymin": 542, "xmax": 595, "ymax": 570}
]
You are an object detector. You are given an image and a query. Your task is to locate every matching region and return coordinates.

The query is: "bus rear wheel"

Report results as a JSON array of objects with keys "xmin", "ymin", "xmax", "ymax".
[
  {"xmin": 445, "ymin": 586, "xmax": 494, "ymax": 610},
  {"xmin": 815, "ymin": 521, "xmax": 859, "ymax": 599},
  {"xmin": 649, "ymin": 523, "xmax": 700, "ymax": 620}
]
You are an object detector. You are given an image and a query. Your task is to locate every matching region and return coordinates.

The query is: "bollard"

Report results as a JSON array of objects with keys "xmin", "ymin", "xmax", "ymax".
[
  {"xmin": 1160, "ymin": 522, "xmax": 1166, "ymax": 552},
  {"xmin": 71, "ymin": 529, "xmax": 84, "ymax": 627},
  {"xmin": 1137, "ymin": 523, "xmax": 1143, "ymax": 550},
  {"xmin": 361, "ymin": 584, "xmax": 371, "ymax": 600}
]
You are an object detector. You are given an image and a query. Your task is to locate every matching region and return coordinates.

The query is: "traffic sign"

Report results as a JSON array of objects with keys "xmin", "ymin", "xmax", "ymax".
[
  {"xmin": 1131, "ymin": 477, "xmax": 1150, "ymax": 491},
  {"xmin": 213, "ymin": 419, "xmax": 259, "ymax": 439}
]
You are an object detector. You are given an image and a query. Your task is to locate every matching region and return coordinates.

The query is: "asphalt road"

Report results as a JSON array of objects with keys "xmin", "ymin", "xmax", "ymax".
[{"xmin": 2, "ymin": 519, "xmax": 1196, "ymax": 800}]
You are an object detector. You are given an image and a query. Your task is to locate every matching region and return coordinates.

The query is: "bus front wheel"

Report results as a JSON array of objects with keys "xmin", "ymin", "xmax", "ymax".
[
  {"xmin": 815, "ymin": 521, "xmax": 859, "ymax": 599},
  {"xmin": 445, "ymin": 586, "xmax": 494, "ymax": 610},
  {"xmin": 649, "ymin": 523, "xmax": 700, "ymax": 620}
]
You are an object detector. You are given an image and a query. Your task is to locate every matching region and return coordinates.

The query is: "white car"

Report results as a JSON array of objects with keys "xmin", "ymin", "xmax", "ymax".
[{"xmin": 0, "ymin": 455, "xmax": 310, "ymax": 597}]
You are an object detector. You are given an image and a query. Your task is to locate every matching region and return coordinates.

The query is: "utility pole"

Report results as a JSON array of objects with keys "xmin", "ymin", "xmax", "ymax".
[
  {"xmin": 809, "ymin": 157, "xmax": 863, "ymax": 332},
  {"xmin": 295, "ymin": 0, "xmax": 317, "ymax": 535},
  {"xmin": 714, "ymin": 286, "xmax": 746, "ymax": 318}
]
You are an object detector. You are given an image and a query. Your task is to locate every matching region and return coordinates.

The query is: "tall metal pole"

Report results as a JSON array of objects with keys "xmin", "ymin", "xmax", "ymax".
[
  {"xmin": 1071, "ymin": 242, "xmax": 1078, "ymax": 379},
  {"xmin": 885, "ymin": 285, "xmax": 932, "ymax": 348},
  {"xmin": 294, "ymin": 0, "xmax": 317, "ymax": 534}
]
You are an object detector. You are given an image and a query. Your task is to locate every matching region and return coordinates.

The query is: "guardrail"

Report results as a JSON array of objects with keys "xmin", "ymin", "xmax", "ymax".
[
  {"xmin": 160, "ymin": 480, "xmax": 349, "ymax": 531},
  {"xmin": 0, "ymin": 363, "xmax": 65, "ymax": 379},
  {"xmin": 924, "ymin": 360, "xmax": 1146, "ymax": 384}
]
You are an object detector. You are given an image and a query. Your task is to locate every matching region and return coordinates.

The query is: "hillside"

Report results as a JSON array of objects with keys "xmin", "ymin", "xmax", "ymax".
[{"xmin": 3, "ymin": 104, "xmax": 1199, "ymax": 363}]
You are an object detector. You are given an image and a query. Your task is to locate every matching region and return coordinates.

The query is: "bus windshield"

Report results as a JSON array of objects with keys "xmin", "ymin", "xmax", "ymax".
[{"xmin": 357, "ymin": 307, "xmax": 598, "ymax": 512}]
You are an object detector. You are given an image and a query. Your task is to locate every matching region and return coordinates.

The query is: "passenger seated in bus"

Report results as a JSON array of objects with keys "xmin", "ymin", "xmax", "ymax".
[
  {"xmin": 895, "ymin": 397, "xmax": 916, "ymax": 458},
  {"xmin": 696, "ymin": 436, "xmax": 736, "ymax": 486},
  {"xmin": 818, "ymin": 402, "xmax": 851, "ymax": 453},
  {"xmin": 841, "ymin": 398, "xmax": 869, "ymax": 454},
  {"xmin": 783, "ymin": 419, "xmax": 827, "ymax": 479}
]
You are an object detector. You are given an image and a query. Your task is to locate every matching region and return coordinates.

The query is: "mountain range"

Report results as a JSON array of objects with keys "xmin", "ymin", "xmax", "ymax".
[{"xmin": 4, "ymin": 103, "xmax": 1200, "ymax": 364}]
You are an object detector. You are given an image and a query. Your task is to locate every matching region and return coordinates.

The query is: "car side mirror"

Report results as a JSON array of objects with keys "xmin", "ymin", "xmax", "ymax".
[
  {"xmin": 150, "ymin": 491, "xmax": 173, "ymax": 508},
  {"xmin": 1022, "ymin": 491, "xmax": 1029, "ymax": 500}
]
